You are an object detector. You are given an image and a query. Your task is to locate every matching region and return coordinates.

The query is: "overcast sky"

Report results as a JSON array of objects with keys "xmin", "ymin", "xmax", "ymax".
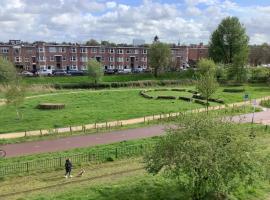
[{"xmin": 0, "ymin": 0, "xmax": 269, "ymax": 44}]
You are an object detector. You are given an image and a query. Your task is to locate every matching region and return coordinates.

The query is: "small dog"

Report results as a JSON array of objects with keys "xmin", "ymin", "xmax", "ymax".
[{"xmin": 77, "ymin": 168, "xmax": 85, "ymax": 177}]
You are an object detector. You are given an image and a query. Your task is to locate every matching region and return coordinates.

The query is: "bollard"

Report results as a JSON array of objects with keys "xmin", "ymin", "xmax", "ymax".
[
  {"xmin": 24, "ymin": 130, "xmax": 27, "ymax": 137},
  {"xmin": 69, "ymin": 126, "xmax": 72, "ymax": 133},
  {"xmin": 106, "ymin": 122, "xmax": 108, "ymax": 129},
  {"xmin": 40, "ymin": 129, "xmax": 42, "ymax": 136}
]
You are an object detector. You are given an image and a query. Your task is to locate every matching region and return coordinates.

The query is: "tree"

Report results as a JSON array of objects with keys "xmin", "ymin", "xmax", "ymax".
[
  {"xmin": 196, "ymin": 59, "xmax": 219, "ymax": 112},
  {"xmin": 86, "ymin": 39, "xmax": 100, "ymax": 46},
  {"xmin": 5, "ymin": 85, "xmax": 26, "ymax": 119},
  {"xmin": 227, "ymin": 50, "xmax": 248, "ymax": 83},
  {"xmin": 148, "ymin": 42, "xmax": 171, "ymax": 77},
  {"xmin": 209, "ymin": 17, "xmax": 249, "ymax": 64},
  {"xmin": 87, "ymin": 59, "xmax": 103, "ymax": 84},
  {"xmin": 0, "ymin": 57, "xmax": 17, "ymax": 84},
  {"xmin": 144, "ymin": 113, "xmax": 266, "ymax": 200}
]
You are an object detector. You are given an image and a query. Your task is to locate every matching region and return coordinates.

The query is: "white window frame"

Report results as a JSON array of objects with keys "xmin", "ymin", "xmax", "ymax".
[
  {"xmin": 71, "ymin": 47, "xmax": 77, "ymax": 53},
  {"xmin": 80, "ymin": 48, "xmax": 87, "ymax": 53},
  {"xmin": 50, "ymin": 56, "xmax": 54, "ymax": 61},
  {"xmin": 143, "ymin": 49, "xmax": 147, "ymax": 54},
  {"xmin": 59, "ymin": 47, "xmax": 66, "ymax": 53},
  {"xmin": 1, "ymin": 48, "xmax": 9, "ymax": 53},
  {"xmin": 110, "ymin": 49, "xmax": 115, "ymax": 54},
  {"xmin": 91, "ymin": 48, "xmax": 97, "ymax": 53},
  {"xmin": 49, "ymin": 47, "xmax": 57, "ymax": 53},
  {"xmin": 109, "ymin": 57, "xmax": 114, "ymax": 62},
  {"xmin": 71, "ymin": 56, "xmax": 77, "ymax": 62}
]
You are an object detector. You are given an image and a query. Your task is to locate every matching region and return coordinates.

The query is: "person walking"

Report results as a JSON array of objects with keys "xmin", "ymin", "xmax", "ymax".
[{"xmin": 64, "ymin": 158, "xmax": 73, "ymax": 178}]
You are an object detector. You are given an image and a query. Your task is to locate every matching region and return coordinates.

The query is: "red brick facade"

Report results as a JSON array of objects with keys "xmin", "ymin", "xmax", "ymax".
[{"xmin": 0, "ymin": 40, "xmax": 207, "ymax": 71}]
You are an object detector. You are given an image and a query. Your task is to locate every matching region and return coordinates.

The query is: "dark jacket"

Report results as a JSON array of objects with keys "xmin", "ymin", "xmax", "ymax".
[{"xmin": 65, "ymin": 160, "xmax": 72, "ymax": 170}]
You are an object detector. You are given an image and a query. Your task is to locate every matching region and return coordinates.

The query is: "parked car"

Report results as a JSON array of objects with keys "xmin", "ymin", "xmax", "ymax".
[
  {"xmin": 37, "ymin": 69, "xmax": 53, "ymax": 76},
  {"xmin": 19, "ymin": 71, "xmax": 34, "ymax": 77},
  {"xmin": 132, "ymin": 68, "xmax": 144, "ymax": 73},
  {"xmin": 123, "ymin": 68, "xmax": 132, "ymax": 74},
  {"xmin": 67, "ymin": 70, "xmax": 85, "ymax": 76},
  {"xmin": 53, "ymin": 69, "xmax": 69, "ymax": 76},
  {"xmin": 104, "ymin": 69, "xmax": 115, "ymax": 75}
]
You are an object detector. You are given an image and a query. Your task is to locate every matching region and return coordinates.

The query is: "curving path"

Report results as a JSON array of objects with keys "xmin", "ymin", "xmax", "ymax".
[{"xmin": 1, "ymin": 125, "xmax": 165, "ymax": 158}]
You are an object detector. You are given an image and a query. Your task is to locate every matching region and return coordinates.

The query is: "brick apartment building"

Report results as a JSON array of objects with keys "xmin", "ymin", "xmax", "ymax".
[{"xmin": 0, "ymin": 40, "xmax": 207, "ymax": 72}]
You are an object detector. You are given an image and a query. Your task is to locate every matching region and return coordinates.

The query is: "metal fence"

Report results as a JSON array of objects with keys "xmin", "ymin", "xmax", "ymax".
[{"xmin": 0, "ymin": 143, "xmax": 154, "ymax": 177}]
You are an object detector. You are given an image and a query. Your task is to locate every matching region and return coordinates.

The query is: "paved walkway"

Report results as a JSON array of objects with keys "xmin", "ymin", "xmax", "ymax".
[
  {"xmin": 1, "ymin": 125, "xmax": 165, "ymax": 157},
  {"xmin": 231, "ymin": 108, "xmax": 270, "ymax": 125},
  {"xmin": 1, "ymin": 96, "xmax": 270, "ymax": 139}
]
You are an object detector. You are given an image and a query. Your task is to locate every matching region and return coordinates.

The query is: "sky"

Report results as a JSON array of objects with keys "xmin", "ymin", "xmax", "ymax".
[{"xmin": 0, "ymin": 0, "xmax": 269, "ymax": 45}]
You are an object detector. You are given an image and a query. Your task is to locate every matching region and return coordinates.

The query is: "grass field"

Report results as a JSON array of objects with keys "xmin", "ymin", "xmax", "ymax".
[
  {"xmin": 0, "ymin": 85, "xmax": 269, "ymax": 133},
  {"xmin": 22, "ymin": 71, "xmax": 195, "ymax": 85}
]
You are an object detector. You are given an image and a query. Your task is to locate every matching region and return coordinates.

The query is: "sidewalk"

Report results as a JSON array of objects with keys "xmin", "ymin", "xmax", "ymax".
[{"xmin": 1, "ymin": 96, "xmax": 270, "ymax": 140}]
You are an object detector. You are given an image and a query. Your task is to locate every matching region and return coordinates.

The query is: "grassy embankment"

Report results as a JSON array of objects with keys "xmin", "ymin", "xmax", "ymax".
[{"xmin": 0, "ymin": 85, "xmax": 268, "ymax": 134}]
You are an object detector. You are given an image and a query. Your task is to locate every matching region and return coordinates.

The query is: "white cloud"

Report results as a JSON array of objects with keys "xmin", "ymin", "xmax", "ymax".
[{"xmin": 0, "ymin": 0, "xmax": 269, "ymax": 44}]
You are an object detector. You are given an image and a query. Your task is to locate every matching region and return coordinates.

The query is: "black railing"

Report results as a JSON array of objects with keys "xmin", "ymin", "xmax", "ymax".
[{"xmin": 0, "ymin": 143, "xmax": 154, "ymax": 176}]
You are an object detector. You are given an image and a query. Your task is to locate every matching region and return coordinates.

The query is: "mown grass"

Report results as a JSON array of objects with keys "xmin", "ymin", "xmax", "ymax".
[{"xmin": 0, "ymin": 85, "xmax": 269, "ymax": 134}]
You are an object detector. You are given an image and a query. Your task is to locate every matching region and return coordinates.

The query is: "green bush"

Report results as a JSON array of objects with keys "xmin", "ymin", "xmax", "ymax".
[
  {"xmin": 260, "ymin": 99, "xmax": 270, "ymax": 108},
  {"xmin": 179, "ymin": 96, "xmax": 192, "ymax": 102},
  {"xmin": 157, "ymin": 96, "xmax": 176, "ymax": 100},
  {"xmin": 223, "ymin": 88, "xmax": 245, "ymax": 93}
]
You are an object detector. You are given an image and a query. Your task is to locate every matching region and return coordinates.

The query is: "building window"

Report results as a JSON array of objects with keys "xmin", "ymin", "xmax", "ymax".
[
  {"xmin": 91, "ymin": 48, "xmax": 97, "ymax": 53},
  {"xmin": 117, "ymin": 49, "xmax": 123, "ymax": 54},
  {"xmin": 40, "ymin": 65, "xmax": 46, "ymax": 70},
  {"xmin": 71, "ymin": 65, "xmax": 77, "ymax": 70},
  {"xmin": 134, "ymin": 49, "xmax": 139, "ymax": 54},
  {"xmin": 80, "ymin": 48, "xmax": 87, "ymax": 53},
  {"xmin": 38, "ymin": 47, "xmax": 44, "ymax": 52},
  {"xmin": 100, "ymin": 48, "xmax": 105, "ymax": 53},
  {"xmin": 38, "ymin": 56, "xmax": 46, "ymax": 61},
  {"xmin": 109, "ymin": 57, "xmax": 114, "ymax": 62},
  {"xmin": 26, "ymin": 49, "xmax": 32, "ymax": 54},
  {"xmin": 63, "ymin": 56, "xmax": 66, "ymax": 61},
  {"xmin": 110, "ymin": 49, "xmax": 115, "ymax": 54},
  {"xmin": 71, "ymin": 47, "xmax": 77, "ymax": 53},
  {"xmin": 81, "ymin": 56, "xmax": 88, "ymax": 62},
  {"xmin": 1, "ymin": 48, "xmax": 9, "ymax": 53},
  {"xmin": 59, "ymin": 47, "xmax": 66, "ymax": 53},
  {"xmin": 117, "ymin": 57, "xmax": 124, "ymax": 62},
  {"xmin": 143, "ymin": 49, "xmax": 147, "ymax": 54},
  {"xmin": 81, "ymin": 65, "xmax": 87, "ymax": 70},
  {"xmin": 50, "ymin": 56, "xmax": 54, "ymax": 61},
  {"xmin": 71, "ymin": 56, "xmax": 77, "ymax": 61},
  {"xmin": 24, "ymin": 57, "xmax": 30, "ymax": 62},
  {"xmin": 32, "ymin": 57, "xmax": 36, "ymax": 63},
  {"xmin": 135, "ymin": 57, "xmax": 139, "ymax": 61},
  {"xmin": 101, "ymin": 57, "xmax": 104, "ymax": 61},
  {"xmin": 126, "ymin": 57, "xmax": 130, "ymax": 62},
  {"xmin": 141, "ymin": 57, "xmax": 147, "ymax": 62},
  {"xmin": 49, "ymin": 47, "xmax": 57, "ymax": 53}
]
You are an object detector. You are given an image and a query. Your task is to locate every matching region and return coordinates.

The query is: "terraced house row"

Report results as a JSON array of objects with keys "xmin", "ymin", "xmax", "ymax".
[{"xmin": 0, "ymin": 40, "xmax": 208, "ymax": 72}]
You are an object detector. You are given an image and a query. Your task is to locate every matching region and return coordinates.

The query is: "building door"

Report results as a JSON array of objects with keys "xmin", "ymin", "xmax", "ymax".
[
  {"xmin": 130, "ymin": 57, "xmax": 135, "ymax": 71},
  {"xmin": 96, "ymin": 56, "xmax": 101, "ymax": 62},
  {"xmin": 55, "ymin": 56, "xmax": 62, "ymax": 69}
]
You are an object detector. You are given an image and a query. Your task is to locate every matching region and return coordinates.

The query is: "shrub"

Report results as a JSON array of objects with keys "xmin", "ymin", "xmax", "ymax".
[
  {"xmin": 171, "ymin": 88, "xmax": 186, "ymax": 92},
  {"xmin": 223, "ymin": 88, "xmax": 245, "ymax": 93},
  {"xmin": 209, "ymin": 98, "xmax": 225, "ymax": 104},
  {"xmin": 157, "ymin": 96, "xmax": 176, "ymax": 100},
  {"xmin": 187, "ymin": 90, "xmax": 199, "ymax": 94},
  {"xmin": 194, "ymin": 99, "xmax": 209, "ymax": 106},
  {"xmin": 179, "ymin": 96, "xmax": 192, "ymax": 102},
  {"xmin": 192, "ymin": 94, "xmax": 205, "ymax": 100},
  {"xmin": 260, "ymin": 99, "xmax": 270, "ymax": 108}
]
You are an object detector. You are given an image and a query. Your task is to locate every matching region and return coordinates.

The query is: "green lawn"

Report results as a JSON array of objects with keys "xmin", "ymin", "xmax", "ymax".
[
  {"xmin": 146, "ymin": 90, "xmax": 193, "ymax": 98},
  {"xmin": 0, "ymin": 85, "xmax": 269, "ymax": 133}
]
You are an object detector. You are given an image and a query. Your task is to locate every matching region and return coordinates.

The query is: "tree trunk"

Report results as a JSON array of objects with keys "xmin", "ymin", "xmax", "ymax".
[{"xmin": 154, "ymin": 68, "xmax": 158, "ymax": 78}]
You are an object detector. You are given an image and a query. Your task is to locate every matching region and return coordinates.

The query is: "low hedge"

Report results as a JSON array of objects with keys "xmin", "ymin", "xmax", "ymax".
[
  {"xmin": 209, "ymin": 98, "xmax": 225, "ymax": 104},
  {"xmin": 157, "ymin": 96, "xmax": 177, "ymax": 100},
  {"xmin": 187, "ymin": 90, "xmax": 199, "ymax": 94},
  {"xmin": 54, "ymin": 79, "xmax": 196, "ymax": 90},
  {"xmin": 194, "ymin": 99, "xmax": 209, "ymax": 106},
  {"xmin": 139, "ymin": 91, "xmax": 153, "ymax": 99},
  {"xmin": 171, "ymin": 88, "xmax": 186, "ymax": 92},
  {"xmin": 192, "ymin": 94, "xmax": 205, "ymax": 100},
  {"xmin": 223, "ymin": 88, "xmax": 245, "ymax": 93},
  {"xmin": 179, "ymin": 96, "xmax": 192, "ymax": 102}
]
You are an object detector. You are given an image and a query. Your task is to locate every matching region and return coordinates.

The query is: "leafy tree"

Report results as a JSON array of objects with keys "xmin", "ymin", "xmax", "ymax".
[
  {"xmin": 209, "ymin": 17, "xmax": 249, "ymax": 64},
  {"xmin": 86, "ymin": 39, "xmax": 100, "ymax": 46},
  {"xmin": 196, "ymin": 59, "xmax": 219, "ymax": 112},
  {"xmin": 0, "ymin": 57, "xmax": 17, "ymax": 84},
  {"xmin": 227, "ymin": 50, "xmax": 248, "ymax": 83},
  {"xmin": 5, "ymin": 85, "xmax": 26, "ymax": 119},
  {"xmin": 148, "ymin": 42, "xmax": 171, "ymax": 77},
  {"xmin": 144, "ymin": 113, "xmax": 266, "ymax": 200},
  {"xmin": 87, "ymin": 59, "xmax": 103, "ymax": 84}
]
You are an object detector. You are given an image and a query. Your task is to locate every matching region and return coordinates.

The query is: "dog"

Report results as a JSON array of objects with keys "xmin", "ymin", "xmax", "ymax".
[{"xmin": 77, "ymin": 168, "xmax": 85, "ymax": 177}]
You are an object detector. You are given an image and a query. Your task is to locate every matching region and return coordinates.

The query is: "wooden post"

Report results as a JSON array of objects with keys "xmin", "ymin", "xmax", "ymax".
[
  {"xmin": 95, "ymin": 123, "xmax": 97, "ymax": 129},
  {"xmin": 106, "ymin": 122, "xmax": 108, "ymax": 129},
  {"xmin": 144, "ymin": 116, "xmax": 146, "ymax": 123},
  {"xmin": 40, "ymin": 129, "xmax": 42, "ymax": 136},
  {"xmin": 25, "ymin": 131, "xmax": 27, "ymax": 137},
  {"xmin": 69, "ymin": 126, "xmax": 72, "ymax": 133}
]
